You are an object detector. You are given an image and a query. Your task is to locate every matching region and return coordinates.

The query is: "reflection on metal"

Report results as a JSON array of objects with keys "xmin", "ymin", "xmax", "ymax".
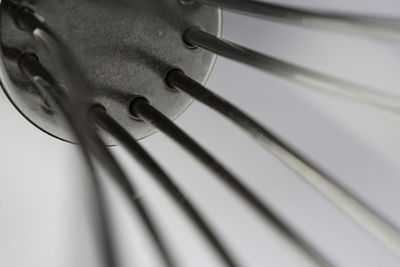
[
  {"xmin": 166, "ymin": 69, "xmax": 400, "ymax": 259},
  {"xmin": 191, "ymin": 0, "xmax": 400, "ymax": 38},
  {"xmin": 1, "ymin": 0, "xmax": 400, "ymax": 266},
  {"xmin": 183, "ymin": 27, "xmax": 400, "ymax": 116},
  {"xmin": 132, "ymin": 98, "xmax": 333, "ymax": 267},
  {"xmin": 90, "ymin": 105, "xmax": 241, "ymax": 267}
]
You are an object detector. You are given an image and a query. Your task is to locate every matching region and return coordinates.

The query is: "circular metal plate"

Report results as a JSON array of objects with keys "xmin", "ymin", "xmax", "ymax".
[{"xmin": 0, "ymin": 0, "xmax": 221, "ymax": 142}]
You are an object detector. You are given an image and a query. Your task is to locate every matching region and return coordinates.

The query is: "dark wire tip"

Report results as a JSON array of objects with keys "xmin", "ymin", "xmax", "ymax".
[
  {"xmin": 129, "ymin": 96, "xmax": 150, "ymax": 120},
  {"xmin": 10, "ymin": 3, "xmax": 43, "ymax": 32},
  {"xmin": 18, "ymin": 52, "xmax": 40, "ymax": 74},
  {"xmin": 88, "ymin": 104, "xmax": 107, "ymax": 125},
  {"xmin": 182, "ymin": 26, "xmax": 201, "ymax": 49},
  {"xmin": 165, "ymin": 68, "xmax": 185, "ymax": 90}
]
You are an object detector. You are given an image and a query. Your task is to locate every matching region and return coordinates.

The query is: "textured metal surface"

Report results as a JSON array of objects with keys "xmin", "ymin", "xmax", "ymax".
[{"xmin": 0, "ymin": 0, "xmax": 221, "ymax": 142}]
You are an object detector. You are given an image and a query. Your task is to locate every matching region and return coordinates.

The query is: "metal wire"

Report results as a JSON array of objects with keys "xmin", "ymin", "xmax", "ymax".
[
  {"xmin": 191, "ymin": 0, "xmax": 400, "ymax": 38},
  {"xmin": 166, "ymin": 69, "xmax": 400, "ymax": 259},
  {"xmin": 18, "ymin": 53, "xmax": 118, "ymax": 267},
  {"xmin": 91, "ymin": 105, "xmax": 241, "ymax": 267},
  {"xmin": 9, "ymin": 4, "xmax": 180, "ymax": 262},
  {"xmin": 18, "ymin": 52, "xmax": 178, "ymax": 267},
  {"xmin": 131, "ymin": 97, "xmax": 334, "ymax": 267},
  {"xmin": 5, "ymin": 0, "xmax": 400, "ymax": 266},
  {"xmin": 183, "ymin": 27, "xmax": 400, "ymax": 116}
]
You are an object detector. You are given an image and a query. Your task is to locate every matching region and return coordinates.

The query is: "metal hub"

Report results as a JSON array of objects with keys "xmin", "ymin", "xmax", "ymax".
[{"xmin": 0, "ymin": 0, "xmax": 221, "ymax": 142}]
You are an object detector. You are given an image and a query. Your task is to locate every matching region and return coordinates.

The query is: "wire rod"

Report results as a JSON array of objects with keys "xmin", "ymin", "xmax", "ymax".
[
  {"xmin": 18, "ymin": 53, "xmax": 118, "ymax": 267},
  {"xmin": 183, "ymin": 27, "xmax": 400, "ymax": 116},
  {"xmin": 5, "ymin": 1, "xmax": 90, "ymax": 107},
  {"xmin": 166, "ymin": 69, "xmax": 400, "ymax": 259},
  {"xmin": 9, "ymin": 3, "xmax": 178, "ymax": 265},
  {"xmin": 18, "ymin": 53, "xmax": 177, "ymax": 267},
  {"xmin": 4, "ymin": 1, "xmax": 57, "ymax": 37},
  {"xmin": 89, "ymin": 128, "xmax": 179, "ymax": 267},
  {"xmin": 131, "ymin": 97, "xmax": 334, "ymax": 267},
  {"xmin": 190, "ymin": 0, "xmax": 400, "ymax": 39},
  {"xmin": 91, "ymin": 105, "xmax": 241, "ymax": 267}
]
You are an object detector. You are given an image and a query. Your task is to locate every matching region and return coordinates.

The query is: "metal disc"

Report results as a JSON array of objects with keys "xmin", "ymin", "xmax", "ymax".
[{"xmin": 0, "ymin": 0, "xmax": 221, "ymax": 143}]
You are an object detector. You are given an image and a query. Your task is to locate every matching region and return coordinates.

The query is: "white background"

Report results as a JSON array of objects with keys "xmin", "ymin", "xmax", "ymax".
[{"xmin": 1, "ymin": 0, "xmax": 400, "ymax": 266}]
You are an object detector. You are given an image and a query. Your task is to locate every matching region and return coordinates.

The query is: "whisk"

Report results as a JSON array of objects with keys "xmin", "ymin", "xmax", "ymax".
[{"xmin": 1, "ymin": 0, "xmax": 400, "ymax": 266}]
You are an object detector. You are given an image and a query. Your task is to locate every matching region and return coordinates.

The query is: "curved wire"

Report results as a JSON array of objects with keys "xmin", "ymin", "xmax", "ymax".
[
  {"xmin": 91, "ymin": 105, "xmax": 241, "ymax": 267},
  {"xmin": 18, "ymin": 53, "xmax": 118, "ymax": 267},
  {"xmin": 7, "ymin": 0, "xmax": 400, "ymax": 265},
  {"xmin": 8, "ymin": 4, "xmax": 180, "ymax": 263},
  {"xmin": 166, "ymin": 69, "xmax": 400, "ymax": 259},
  {"xmin": 131, "ymin": 98, "xmax": 334, "ymax": 267},
  {"xmin": 19, "ymin": 53, "xmax": 178, "ymax": 267},
  {"xmin": 2, "ymin": 3, "xmax": 121, "ymax": 263},
  {"xmin": 183, "ymin": 27, "xmax": 400, "ymax": 116},
  {"xmin": 191, "ymin": 0, "xmax": 400, "ymax": 39}
]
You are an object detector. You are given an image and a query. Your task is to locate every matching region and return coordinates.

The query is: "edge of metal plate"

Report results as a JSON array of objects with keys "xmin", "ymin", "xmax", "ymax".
[{"xmin": 0, "ymin": 0, "xmax": 222, "ymax": 143}]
